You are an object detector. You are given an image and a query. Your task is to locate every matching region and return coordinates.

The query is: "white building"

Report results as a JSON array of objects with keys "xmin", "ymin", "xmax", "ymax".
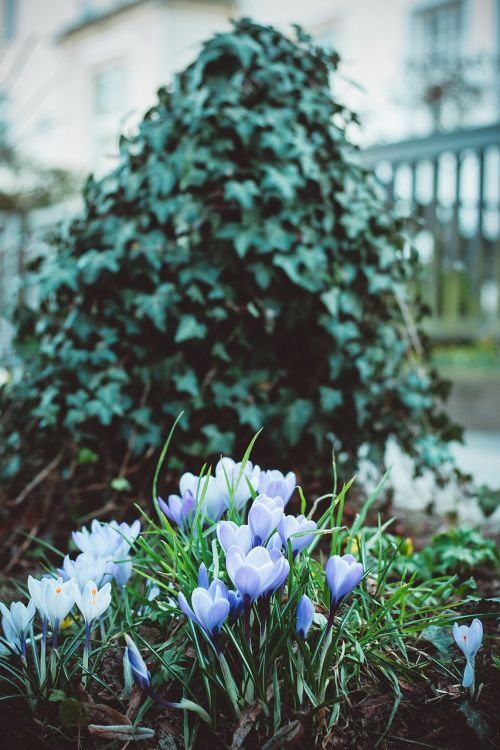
[
  {"xmin": 244, "ymin": 0, "xmax": 500, "ymax": 144},
  {"xmin": 0, "ymin": 0, "xmax": 234, "ymax": 176},
  {"xmin": 1, "ymin": 0, "xmax": 498, "ymax": 172}
]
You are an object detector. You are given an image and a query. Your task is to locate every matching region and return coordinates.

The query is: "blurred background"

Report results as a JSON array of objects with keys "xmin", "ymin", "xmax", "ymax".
[{"xmin": 0, "ymin": 0, "xmax": 499, "ymax": 506}]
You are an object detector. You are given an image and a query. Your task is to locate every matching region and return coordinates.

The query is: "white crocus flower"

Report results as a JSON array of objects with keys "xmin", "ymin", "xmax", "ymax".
[
  {"xmin": 27, "ymin": 576, "xmax": 75, "ymax": 647},
  {"xmin": 73, "ymin": 579, "xmax": 112, "ymax": 686},
  {"xmin": 60, "ymin": 553, "xmax": 107, "ymax": 592},
  {"xmin": 43, "ymin": 578, "xmax": 76, "ymax": 628},
  {"xmin": 0, "ymin": 599, "xmax": 36, "ymax": 656},
  {"xmin": 73, "ymin": 580, "xmax": 112, "ymax": 627},
  {"xmin": 27, "ymin": 576, "xmax": 50, "ymax": 623},
  {"xmin": 72, "ymin": 519, "xmax": 140, "ymax": 558}
]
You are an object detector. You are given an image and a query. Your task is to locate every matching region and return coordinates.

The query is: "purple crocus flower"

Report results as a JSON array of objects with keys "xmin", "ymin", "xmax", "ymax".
[
  {"xmin": 217, "ymin": 521, "xmax": 253, "ymax": 555},
  {"xmin": 227, "ymin": 590, "xmax": 244, "ymax": 621},
  {"xmin": 225, "ymin": 545, "xmax": 288, "ymax": 605},
  {"xmin": 278, "ymin": 515, "xmax": 317, "ymax": 556},
  {"xmin": 226, "ymin": 545, "xmax": 289, "ymax": 640},
  {"xmin": 178, "ymin": 579, "xmax": 230, "ymax": 646},
  {"xmin": 325, "ymin": 554, "xmax": 364, "ymax": 630},
  {"xmin": 158, "ymin": 490, "xmax": 196, "ymax": 529},
  {"xmin": 215, "ymin": 457, "xmax": 261, "ymax": 510},
  {"xmin": 124, "ymin": 635, "xmax": 151, "ymax": 690},
  {"xmin": 110, "ymin": 559, "xmax": 133, "ymax": 588},
  {"xmin": 453, "ymin": 618, "xmax": 483, "ymax": 688},
  {"xmin": 296, "ymin": 594, "xmax": 314, "ymax": 639},
  {"xmin": 198, "ymin": 563, "xmax": 210, "ymax": 589},
  {"xmin": 259, "ymin": 470, "xmax": 296, "ymax": 506},
  {"xmin": 248, "ymin": 494, "xmax": 284, "ymax": 546},
  {"xmin": 179, "ymin": 472, "xmax": 227, "ymax": 522}
]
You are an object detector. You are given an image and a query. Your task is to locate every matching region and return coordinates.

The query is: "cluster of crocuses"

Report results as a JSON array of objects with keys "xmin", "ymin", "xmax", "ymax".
[
  {"xmin": 0, "ymin": 519, "xmax": 140, "ymax": 677},
  {"xmin": 158, "ymin": 458, "xmax": 365, "ymax": 647}
]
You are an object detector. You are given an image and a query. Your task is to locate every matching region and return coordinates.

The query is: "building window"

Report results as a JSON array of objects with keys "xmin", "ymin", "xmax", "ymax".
[
  {"xmin": 413, "ymin": 1, "xmax": 463, "ymax": 63},
  {"xmin": 1, "ymin": 0, "xmax": 16, "ymax": 42},
  {"xmin": 0, "ymin": 93, "xmax": 7, "ymax": 143},
  {"xmin": 94, "ymin": 65, "xmax": 127, "ymax": 116},
  {"xmin": 92, "ymin": 63, "xmax": 127, "ymax": 174}
]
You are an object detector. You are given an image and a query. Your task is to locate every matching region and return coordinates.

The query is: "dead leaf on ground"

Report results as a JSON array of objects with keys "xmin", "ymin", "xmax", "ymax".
[
  {"xmin": 88, "ymin": 723, "xmax": 154, "ymax": 740},
  {"xmin": 262, "ymin": 721, "xmax": 304, "ymax": 750},
  {"xmin": 231, "ymin": 700, "xmax": 263, "ymax": 750},
  {"xmin": 88, "ymin": 703, "xmax": 132, "ymax": 726},
  {"xmin": 126, "ymin": 685, "xmax": 144, "ymax": 718}
]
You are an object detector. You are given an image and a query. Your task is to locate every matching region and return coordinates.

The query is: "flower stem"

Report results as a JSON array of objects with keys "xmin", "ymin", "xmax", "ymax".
[
  {"xmin": 40, "ymin": 618, "xmax": 47, "ymax": 686},
  {"xmin": 20, "ymin": 635, "xmax": 35, "ymax": 708},
  {"xmin": 82, "ymin": 623, "xmax": 91, "ymax": 688},
  {"xmin": 243, "ymin": 598, "xmax": 252, "ymax": 644}
]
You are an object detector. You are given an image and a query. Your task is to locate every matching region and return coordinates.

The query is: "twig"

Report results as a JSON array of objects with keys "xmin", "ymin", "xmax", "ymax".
[
  {"xmin": 9, "ymin": 451, "xmax": 62, "ymax": 507},
  {"xmin": 5, "ymin": 523, "xmax": 39, "ymax": 572}
]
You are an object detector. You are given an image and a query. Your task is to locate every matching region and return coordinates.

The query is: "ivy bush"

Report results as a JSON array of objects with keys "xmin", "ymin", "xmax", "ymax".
[{"xmin": 0, "ymin": 19, "xmax": 459, "ymax": 505}]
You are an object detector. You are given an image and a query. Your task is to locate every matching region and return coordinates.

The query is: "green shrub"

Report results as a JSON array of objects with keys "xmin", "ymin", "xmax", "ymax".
[{"xmin": 0, "ymin": 19, "xmax": 459, "ymax": 505}]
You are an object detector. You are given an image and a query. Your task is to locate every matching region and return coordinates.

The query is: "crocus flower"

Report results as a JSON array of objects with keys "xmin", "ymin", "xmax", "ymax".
[
  {"xmin": 225, "ymin": 545, "xmax": 288, "ymax": 605},
  {"xmin": 178, "ymin": 579, "xmax": 230, "ymax": 648},
  {"xmin": 58, "ymin": 553, "xmax": 107, "ymax": 592},
  {"xmin": 453, "ymin": 618, "xmax": 483, "ymax": 688},
  {"xmin": 215, "ymin": 457, "xmax": 261, "ymax": 510},
  {"xmin": 124, "ymin": 635, "xmax": 151, "ymax": 690},
  {"xmin": 248, "ymin": 494, "xmax": 284, "ymax": 546},
  {"xmin": 267, "ymin": 532, "xmax": 283, "ymax": 552},
  {"xmin": 325, "ymin": 554, "xmax": 364, "ymax": 627},
  {"xmin": 217, "ymin": 521, "xmax": 253, "ymax": 554},
  {"xmin": 227, "ymin": 590, "xmax": 244, "ymax": 621},
  {"xmin": 73, "ymin": 580, "xmax": 112, "ymax": 627},
  {"xmin": 72, "ymin": 519, "xmax": 140, "ymax": 558},
  {"xmin": 179, "ymin": 472, "xmax": 227, "ymax": 522},
  {"xmin": 73, "ymin": 579, "xmax": 112, "ymax": 684},
  {"xmin": 110, "ymin": 559, "xmax": 133, "ymax": 589},
  {"xmin": 278, "ymin": 515, "xmax": 317, "ymax": 556},
  {"xmin": 198, "ymin": 563, "xmax": 210, "ymax": 589},
  {"xmin": 296, "ymin": 595, "xmax": 314, "ymax": 639},
  {"xmin": 0, "ymin": 599, "xmax": 35, "ymax": 656},
  {"xmin": 28, "ymin": 576, "xmax": 75, "ymax": 648},
  {"xmin": 27, "ymin": 575, "xmax": 50, "ymax": 623},
  {"xmin": 158, "ymin": 490, "xmax": 196, "ymax": 529},
  {"xmin": 259, "ymin": 470, "xmax": 296, "ymax": 506}
]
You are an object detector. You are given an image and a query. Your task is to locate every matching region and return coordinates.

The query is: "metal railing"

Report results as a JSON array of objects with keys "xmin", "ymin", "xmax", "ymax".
[{"xmin": 363, "ymin": 123, "xmax": 500, "ymax": 341}]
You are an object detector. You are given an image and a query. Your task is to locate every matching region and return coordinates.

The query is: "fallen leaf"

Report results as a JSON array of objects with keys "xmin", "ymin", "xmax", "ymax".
[
  {"xmin": 262, "ymin": 721, "xmax": 304, "ymax": 750},
  {"xmin": 231, "ymin": 700, "xmax": 263, "ymax": 750},
  {"xmin": 88, "ymin": 724, "xmax": 155, "ymax": 740},
  {"xmin": 89, "ymin": 703, "xmax": 131, "ymax": 726}
]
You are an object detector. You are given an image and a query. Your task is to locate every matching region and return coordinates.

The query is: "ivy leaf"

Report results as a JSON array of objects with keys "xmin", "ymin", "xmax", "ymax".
[
  {"xmin": 225, "ymin": 180, "xmax": 259, "ymax": 210},
  {"xmin": 284, "ymin": 399, "xmax": 313, "ymax": 446},
  {"xmin": 320, "ymin": 387, "xmax": 343, "ymax": 411},
  {"xmin": 458, "ymin": 702, "xmax": 491, "ymax": 743},
  {"xmin": 420, "ymin": 625, "xmax": 454, "ymax": 655},
  {"xmin": 77, "ymin": 250, "xmax": 120, "ymax": 284},
  {"xmin": 175, "ymin": 315, "xmax": 207, "ymax": 343}
]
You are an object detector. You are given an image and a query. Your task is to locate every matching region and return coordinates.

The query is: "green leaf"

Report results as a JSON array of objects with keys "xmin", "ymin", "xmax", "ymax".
[
  {"xmin": 458, "ymin": 702, "xmax": 491, "ymax": 743},
  {"xmin": 284, "ymin": 399, "xmax": 313, "ymax": 446},
  {"xmin": 175, "ymin": 315, "xmax": 207, "ymax": 343},
  {"xmin": 59, "ymin": 698, "xmax": 91, "ymax": 728},
  {"xmin": 110, "ymin": 477, "xmax": 132, "ymax": 492},
  {"xmin": 319, "ymin": 387, "xmax": 343, "ymax": 411},
  {"xmin": 420, "ymin": 625, "xmax": 454, "ymax": 655},
  {"xmin": 77, "ymin": 448, "xmax": 99, "ymax": 465}
]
